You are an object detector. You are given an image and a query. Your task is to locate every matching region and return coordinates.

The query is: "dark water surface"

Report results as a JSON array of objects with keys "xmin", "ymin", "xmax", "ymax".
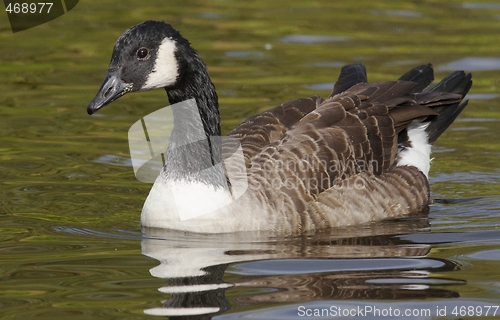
[{"xmin": 1, "ymin": 0, "xmax": 500, "ymax": 319}]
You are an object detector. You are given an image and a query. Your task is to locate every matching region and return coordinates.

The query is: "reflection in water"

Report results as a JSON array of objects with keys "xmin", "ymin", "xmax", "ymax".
[{"xmin": 140, "ymin": 218, "xmax": 463, "ymax": 318}]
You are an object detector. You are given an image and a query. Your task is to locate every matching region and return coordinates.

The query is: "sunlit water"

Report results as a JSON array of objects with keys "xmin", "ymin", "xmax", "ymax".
[{"xmin": 1, "ymin": 0, "xmax": 500, "ymax": 319}]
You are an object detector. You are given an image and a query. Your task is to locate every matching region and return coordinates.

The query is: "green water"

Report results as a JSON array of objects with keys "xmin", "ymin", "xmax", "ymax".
[{"xmin": 1, "ymin": 0, "xmax": 500, "ymax": 319}]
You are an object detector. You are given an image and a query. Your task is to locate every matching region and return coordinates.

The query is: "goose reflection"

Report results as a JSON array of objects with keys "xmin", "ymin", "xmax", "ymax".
[{"xmin": 141, "ymin": 218, "xmax": 463, "ymax": 318}]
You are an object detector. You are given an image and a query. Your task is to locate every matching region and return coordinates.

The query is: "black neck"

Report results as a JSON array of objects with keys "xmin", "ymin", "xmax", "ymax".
[
  {"xmin": 166, "ymin": 48, "xmax": 221, "ymax": 137},
  {"xmin": 161, "ymin": 49, "xmax": 226, "ymax": 187}
]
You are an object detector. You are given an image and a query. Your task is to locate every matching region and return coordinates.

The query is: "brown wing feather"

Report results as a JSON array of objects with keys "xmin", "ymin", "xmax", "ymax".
[
  {"xmin": 226, "ymin": 97, "xmax": 323, "ymax": 164},
  {"xmin": 223, "ymin": 63, "xmax": 470, "ymax": 230}
]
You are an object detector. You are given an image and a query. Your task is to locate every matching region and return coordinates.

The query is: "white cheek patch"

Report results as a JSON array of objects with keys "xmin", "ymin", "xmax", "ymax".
[{"xmin": 141, "ymin": 38, "xmax": 179, "ymax": 90}]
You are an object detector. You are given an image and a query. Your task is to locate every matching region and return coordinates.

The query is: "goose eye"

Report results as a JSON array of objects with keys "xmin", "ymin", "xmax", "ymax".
[{"xmin": 136, "ymin": 47, "xmax": 150, "ymax": 60}]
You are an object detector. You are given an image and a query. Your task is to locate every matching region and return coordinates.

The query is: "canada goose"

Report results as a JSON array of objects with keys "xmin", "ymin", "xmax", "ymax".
[{"xmin": 87, "ymin": 21, "xmax": 472, "ymax": 234}]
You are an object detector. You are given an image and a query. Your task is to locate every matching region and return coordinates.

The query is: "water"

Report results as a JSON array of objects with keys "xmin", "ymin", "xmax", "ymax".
[{"xmin": 1, "ymin": 0, "xmax": 500, "ymax": 318}]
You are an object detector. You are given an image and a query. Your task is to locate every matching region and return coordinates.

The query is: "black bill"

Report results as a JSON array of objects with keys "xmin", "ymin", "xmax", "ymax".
[{"xmin": 87, "ymin": 69, "xmax": 132, "ymax": 115}]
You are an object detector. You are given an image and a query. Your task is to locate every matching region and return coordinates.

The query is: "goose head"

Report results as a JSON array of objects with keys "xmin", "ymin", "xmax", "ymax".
[
  {"xmin": 87, "ymin": 21, "xmax": 224, "ymax": 186},
  {"xmin": 87, "ymin": 21, "xmax": 217, "ymax": 117}
]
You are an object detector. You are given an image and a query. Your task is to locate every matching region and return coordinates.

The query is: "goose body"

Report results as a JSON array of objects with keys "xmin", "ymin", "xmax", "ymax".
[{"xmin": 88, "ymin": 21, "xmax": 472, "ymax": 233}]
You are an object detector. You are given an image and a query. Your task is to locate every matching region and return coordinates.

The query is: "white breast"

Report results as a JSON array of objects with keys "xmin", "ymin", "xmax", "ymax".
[{"xmin": 141, "ymin": 176, "xmax": 270, "ymax": 232}]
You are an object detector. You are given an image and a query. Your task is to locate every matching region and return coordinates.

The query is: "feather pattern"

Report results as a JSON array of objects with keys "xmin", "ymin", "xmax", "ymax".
[{"xmin": 218, "ymin": 71, "xmax": 467, "ymax": 232}]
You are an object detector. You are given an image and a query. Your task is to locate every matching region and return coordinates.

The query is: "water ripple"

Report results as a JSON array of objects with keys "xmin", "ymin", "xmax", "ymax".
[
  {"xmin": 281, "ymin": 35, "xmax": 350, "ymax": 44},
  {"xmin": 92, "ymin": 154, "xmax": 132, "ymax": 167},
  {"xmin": 302, "ymin": 83, "xmax": 336, "ymax": 91},
  {"xmin": 465, "ymin": 93, "xmax": 500, "ymax": 100},
  {"xmin": 463, "ymin": 2, "xmax": 500, "ymax": 9},
  {"xmin": 226, "ymin": 51, "xmax": 265, "ymax": 58},
  {"xmin": 54, "ymin": 226, "xmax": 142, "ymax": 240},
  {"xmin": 439, "ymin": 57, "xmax": 500, "ymax": 71},
  {"xmin": 229, "ymin": 258, "xmax": 446, "ymax": 276},
  {"xmin": 466, "ymin": 249, "xmax": 500, "ymax": 261},
  {"xmin": 370, "ymin": 9, "xmax": 422, "ymax": 18}
]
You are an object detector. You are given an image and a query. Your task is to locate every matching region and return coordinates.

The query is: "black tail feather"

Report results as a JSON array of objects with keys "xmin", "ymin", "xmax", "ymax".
[
  {"xmin": 332, "ymin": 63, "xmax": 472, "ymax": 145},
  {"xmin": 425, "ymin": 70, "xmax": 472, "ymax": 97},
  {"xmin": 426, "ymin": 99, "xmax": 469, "ymax": 144},
  {"xmin": 424, "ymin": 71, "xmax": 472, "ymax": 144},
  {"xmin": 398, "ymin": 63, "xmax": 435, "ymax": 93},
  {"xmin": 330, "ymin": 63, "xmax": 367, "ymax": 97}
]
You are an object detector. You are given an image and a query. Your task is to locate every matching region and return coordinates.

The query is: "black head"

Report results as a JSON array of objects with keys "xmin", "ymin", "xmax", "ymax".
[{"xmin": 87, "ymin": 21, "xmax": 191, "ymax": 114}]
